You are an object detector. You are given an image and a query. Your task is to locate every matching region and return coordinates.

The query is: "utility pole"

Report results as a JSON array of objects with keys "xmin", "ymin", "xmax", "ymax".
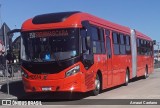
[
  {"xmin": 157, "ymin": 42, "xmax": 160, "ymax": 62},
  {"xmin": 4, "ymin": 24, "xmax": 10, "ymax": 95}
]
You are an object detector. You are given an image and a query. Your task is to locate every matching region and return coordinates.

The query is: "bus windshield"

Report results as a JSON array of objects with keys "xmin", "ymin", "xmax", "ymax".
[{"xmin": 21, "ymin": 28, "xmax": 79, "ymax": 62}]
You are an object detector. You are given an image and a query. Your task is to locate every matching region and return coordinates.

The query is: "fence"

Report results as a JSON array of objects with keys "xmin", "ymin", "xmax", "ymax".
[{"xmin": 0, "ymin": 63, "xmax": 22, "ymax": 83}]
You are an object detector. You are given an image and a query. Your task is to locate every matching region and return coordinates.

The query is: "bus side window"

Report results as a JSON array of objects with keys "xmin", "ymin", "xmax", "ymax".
[
  {"xmin": 106, "ymin": 37, "xmax": 112, "ymax": 58},
  {"xmin": 144, "ymin": 40, "xmax": 147, "ymax": 55},
  {"xmin": 150, "ymin": 41, "xmax": 153, "ymax": 56},
  {"xmin": 120, "ymin": 34, "xmax": 126, "ymax": 54},
  {"xmin": 105, "ymin": 29, "xmax": 110, "ymax": 36},
  {"xmin": 147, "ymin": 41, "xmax": 151, "ymax": 56},
  {"xmin": 112, "ymin": 32, "xmax": 120, "ymax": 55},
  {"xmin": 137, "ymin": 38, "xmax": 140, "ymax": 55},
  {"xmin": 99, "ymin": 29, "xmax": 105, "ymax": 54},
  {"xmin": 147, "ymin": 41, "xmax": 150, "ymax": 55},
  {"xmin": 91, "ymin": 26, "xmax": 105, "ymax": 54},
  {"xmin": 80, "ymin": 29, "xmax": 87, "ymax": 53},
  {"xmin": 104, "ymin": 29, "xmax": 111, "ymax": 58},
  {"xmin": 125, "ymin": 35, "xmax": 131, "ymax": 55},
  {"xmin": 141, "ymin": 40, "xmax": 144, "ymax": 55},
  {"xmin": 91, "ymin": 26, "xmax": 101, "ymax": 54}
]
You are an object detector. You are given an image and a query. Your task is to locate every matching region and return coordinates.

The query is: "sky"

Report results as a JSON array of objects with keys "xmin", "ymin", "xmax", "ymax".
[{"xmin": 0, "ymin": 0, "xmax": 160, "ymax": 49}]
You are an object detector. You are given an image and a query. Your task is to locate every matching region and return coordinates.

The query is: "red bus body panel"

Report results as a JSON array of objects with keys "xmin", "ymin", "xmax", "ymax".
[{"xmin": 21, "ymin": 12, "xmax": 154, "ymax": 93}]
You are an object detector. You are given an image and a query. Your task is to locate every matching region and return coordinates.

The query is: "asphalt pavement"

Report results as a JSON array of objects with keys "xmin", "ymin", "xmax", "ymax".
[{"xmin": 0, "ymin": 68, "xmax": 160, "ymax": 108}]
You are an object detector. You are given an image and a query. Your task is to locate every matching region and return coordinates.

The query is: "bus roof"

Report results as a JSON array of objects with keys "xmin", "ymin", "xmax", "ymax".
[
  {"xmin": 135, "ymin": 30, "xmax": 152, "ymax": 41},
  {"xmin": 21, "ymin": 11, "xmax": 152, "ymax": 40},
  {"xmin": 21, "ymin": 11, "xmax": 130, "ymax": 32}
]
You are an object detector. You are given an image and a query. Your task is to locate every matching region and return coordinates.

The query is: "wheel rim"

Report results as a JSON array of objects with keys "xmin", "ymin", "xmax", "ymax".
[
  {"xmin": 95, "ymin": 76, "xmax": 100, "ymax": 91},
  {"xmin": 145, "ymin": 68, "xmax": 148, "ymax": 78},
  {"xmin": 126, "ymin": 73, "xmax": 129, "ymax": 83},
  {"xmin": 145, "ymin": 71, "xmax": 147, "ymax": 77}
]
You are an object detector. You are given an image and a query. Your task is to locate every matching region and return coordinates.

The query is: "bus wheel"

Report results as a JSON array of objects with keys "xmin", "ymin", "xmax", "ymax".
[
  {"xmin": 144, "ymin": 67, "xmax": 148, "ymax": 79},
  {"xmin": 92, "ymin": 74, "xmax": 101, "ymax": 96},
  {"xmin": 124, "ymin": 69, "xmax": 129, "ymax": 86}
]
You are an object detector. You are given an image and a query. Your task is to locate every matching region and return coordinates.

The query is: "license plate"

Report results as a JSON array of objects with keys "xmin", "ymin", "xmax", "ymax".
[{"xmin": 42, "ymin": 87, "xmax": 52, "ymax": 91}]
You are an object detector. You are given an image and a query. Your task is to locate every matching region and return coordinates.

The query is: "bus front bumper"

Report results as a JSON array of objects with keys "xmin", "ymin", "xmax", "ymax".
[{"xmin": 22, "ymin": 73, "xmax": 86, "ymax": 93}]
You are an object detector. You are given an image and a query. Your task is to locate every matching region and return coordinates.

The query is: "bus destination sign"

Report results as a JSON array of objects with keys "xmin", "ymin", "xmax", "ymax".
[{"xmin": 29, "ymin": 30, "xmax": 69, "ymax": 38}]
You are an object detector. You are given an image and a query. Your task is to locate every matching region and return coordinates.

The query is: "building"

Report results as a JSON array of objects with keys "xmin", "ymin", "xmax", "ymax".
[{"xmin": 0, "ymin": 23, "xmax": 13, "ymax": 50}]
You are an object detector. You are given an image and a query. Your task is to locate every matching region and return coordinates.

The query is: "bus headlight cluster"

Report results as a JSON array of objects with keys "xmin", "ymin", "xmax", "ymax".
[{"xmin": 66, "ymin": 65, "xmax": 80, "ymax": 77}]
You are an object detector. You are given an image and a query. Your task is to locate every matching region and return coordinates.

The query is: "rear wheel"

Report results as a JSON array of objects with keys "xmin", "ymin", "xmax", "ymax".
[
  {"xmin": 124, "ymin": 69, "xmax": 129, "ymax": 86},
  {"xmin": 92, "ymin": 74, "xmax": 101, "ymax": 96}
]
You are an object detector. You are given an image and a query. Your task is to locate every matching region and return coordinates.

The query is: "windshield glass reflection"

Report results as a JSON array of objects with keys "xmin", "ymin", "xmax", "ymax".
[{"xmin": 21, "ymin": 28, "xmax": 79, "ymax": 62}]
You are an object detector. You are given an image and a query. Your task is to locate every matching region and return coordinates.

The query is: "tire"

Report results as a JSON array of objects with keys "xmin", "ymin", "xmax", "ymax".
[
  {"xmin": 144, "ymin": 67, "xmax": 148, "ymax": 79},
  {"xmin": 124, "ymin": 69, "xmax": 129, "ymax": 86},
  {"xmin": 92, "ymin": 74, "xmax": 101, "ymax": 96}
]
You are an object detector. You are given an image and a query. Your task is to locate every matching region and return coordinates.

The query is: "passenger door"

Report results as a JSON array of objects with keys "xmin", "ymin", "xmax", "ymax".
[{"xmin": 105, "ymin": 30, "xmax": 113, "ymax": 86}]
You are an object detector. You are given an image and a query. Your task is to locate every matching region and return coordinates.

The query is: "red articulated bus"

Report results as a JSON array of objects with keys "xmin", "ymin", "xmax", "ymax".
[{"xmin": 17, "ymin": 11, "xmax": 154, "ymax": 96}]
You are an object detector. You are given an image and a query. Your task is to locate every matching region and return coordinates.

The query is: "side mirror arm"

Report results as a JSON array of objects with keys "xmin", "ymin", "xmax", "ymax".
[{"xmin": 7, "ymin": 29, "xmax": 21, "ymax": 36}]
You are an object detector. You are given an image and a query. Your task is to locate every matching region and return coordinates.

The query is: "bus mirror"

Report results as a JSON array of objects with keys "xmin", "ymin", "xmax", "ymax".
[
  {"xmin": 7, "ymin": 29, "xmax": 21, "ymax": 36},
  {"xmin": 82, "ymin": 37, "xmax": 87, "ymax": 53},
  {"xmin": 81, "ymin": 21, "xmax": 90, "ymax": 29},
  {"xmin": 81, "ymin": 21, "xmax": 91, "ymax": 36},
  {"xmin": 81, "ymin": 20, "xmax": 91, "ymax": 49},
  {"xmin": 80, "ymin": 28, "xmax": 87, "ymax": 38},
  {"xmin": 153, "ymin": 40, "xmax": 156, "ymax": 45},
  {"xmin": 85, "ymin": 36, "xmax": 91, "ymax": 49}
]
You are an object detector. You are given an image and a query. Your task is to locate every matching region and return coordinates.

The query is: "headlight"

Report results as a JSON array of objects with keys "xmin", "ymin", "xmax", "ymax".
[
  {"xmin": 14, "ymin": 60, "xmax": 17, "ymax": 63},
  {"xmin": 66, "ymin": 65, "xmax": 80, "ymax": 77}
]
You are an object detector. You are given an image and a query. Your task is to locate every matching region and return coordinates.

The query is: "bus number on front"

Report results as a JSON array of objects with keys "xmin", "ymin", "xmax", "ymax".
[{"xmin": 29, "ymin": 33, "xmax": 36, "ymax": 38}]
